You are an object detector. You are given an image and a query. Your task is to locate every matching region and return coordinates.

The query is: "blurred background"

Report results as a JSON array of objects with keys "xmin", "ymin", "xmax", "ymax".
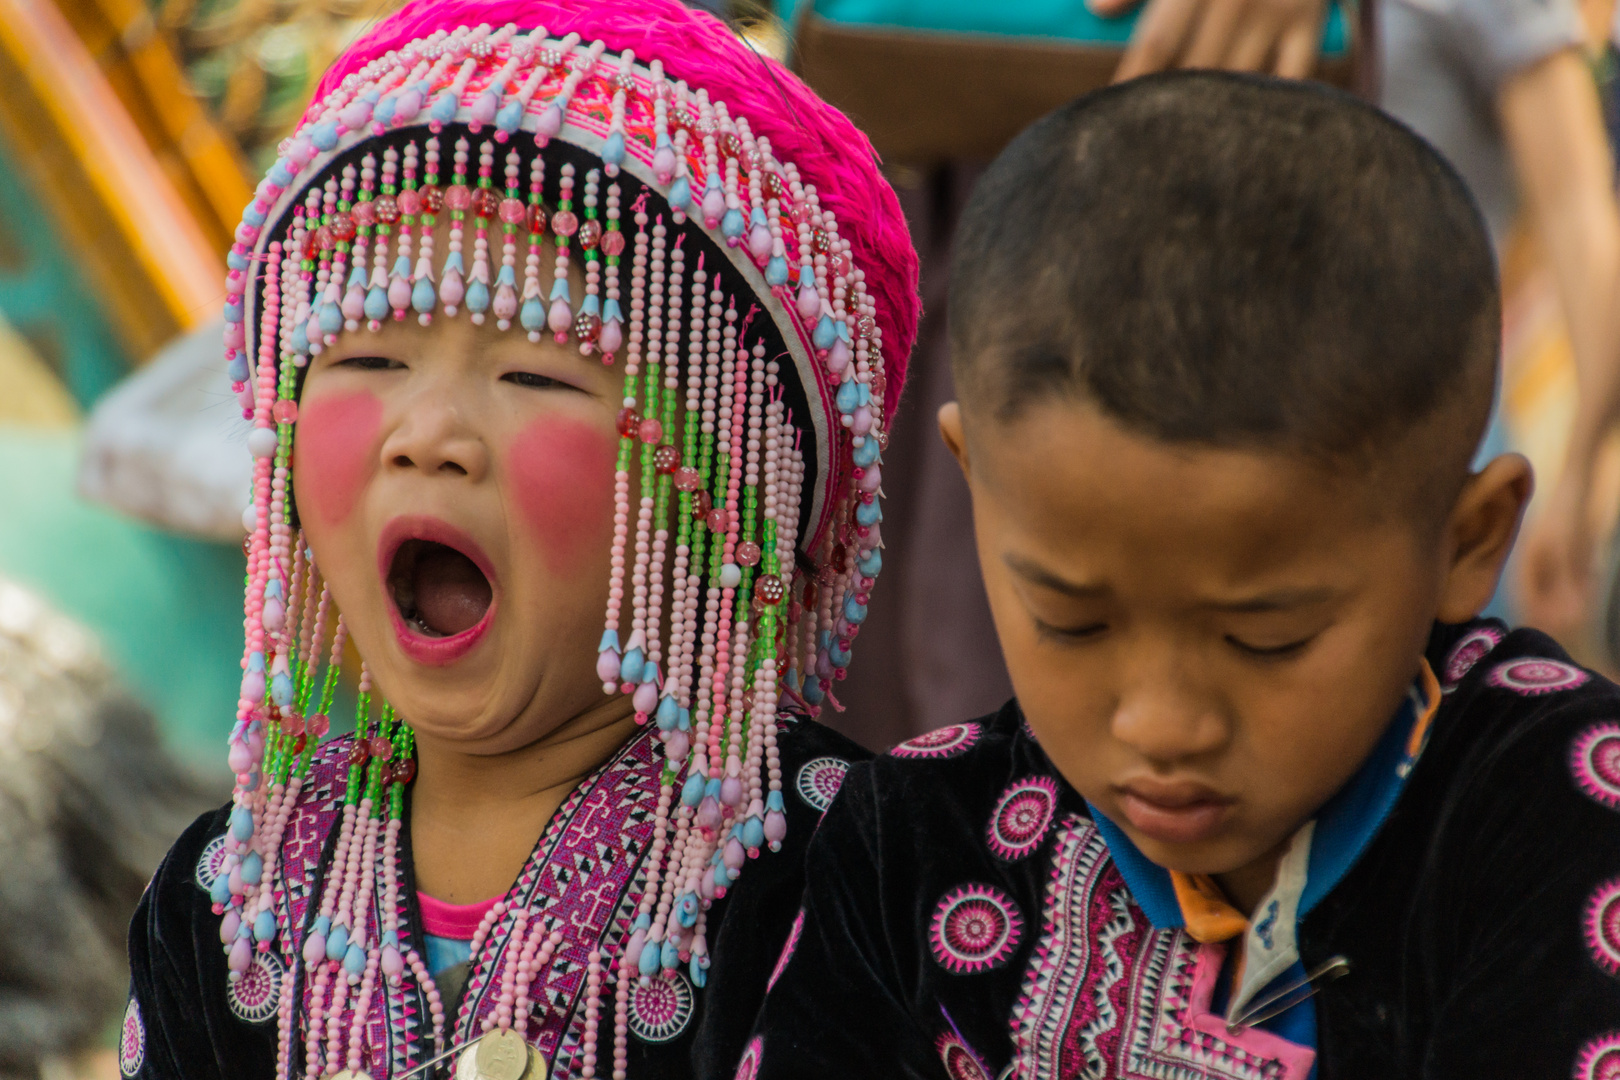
[{"xmin": 1, "ymin": 0, "xmax": 1617, "ymax": 1074}]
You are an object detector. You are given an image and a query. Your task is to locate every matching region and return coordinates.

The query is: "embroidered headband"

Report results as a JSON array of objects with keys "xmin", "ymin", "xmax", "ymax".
[{"xmin": 215, "ymin": 2, "xmax": 918, "ymax": 1077}]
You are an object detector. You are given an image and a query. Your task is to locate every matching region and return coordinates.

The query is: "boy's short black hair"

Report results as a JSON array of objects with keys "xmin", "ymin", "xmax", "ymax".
[{"xmin": 950, "ymin": 71, "xmax": 1499, "ymax": 477}]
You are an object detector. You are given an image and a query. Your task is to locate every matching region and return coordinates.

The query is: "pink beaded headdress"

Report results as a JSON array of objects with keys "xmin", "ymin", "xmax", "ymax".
[{"xmin": 216, "ymin": 0, "xmax": 917, "ymax": 1074}]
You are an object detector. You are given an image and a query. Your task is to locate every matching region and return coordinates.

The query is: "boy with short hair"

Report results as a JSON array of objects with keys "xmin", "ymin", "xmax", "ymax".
[{"xmin": 740, "ymin": 72, "xmax": 1620, "ymax": 1079}]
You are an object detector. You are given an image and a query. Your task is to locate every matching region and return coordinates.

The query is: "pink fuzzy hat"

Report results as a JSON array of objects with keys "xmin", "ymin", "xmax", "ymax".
[{"xmin": 308, "ymin": 0, "xmax": 920, "ymax": 415}]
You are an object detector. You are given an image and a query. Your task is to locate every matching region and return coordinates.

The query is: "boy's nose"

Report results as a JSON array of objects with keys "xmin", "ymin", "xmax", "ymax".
[
  {"xmin": 381, "ymin": 403, "xmax": 489, "ymax": 481},
  {"xmin": 1110, "ymin": 683, "xmax": 1231, "ymax": 765}
]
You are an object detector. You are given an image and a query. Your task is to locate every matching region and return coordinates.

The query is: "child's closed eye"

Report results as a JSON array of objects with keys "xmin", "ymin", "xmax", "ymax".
[
  {"xmin": 1225, "ymin": 634, "xmax": 1317, "ymax": 659},
  {"xmin": 1033, "ymin": 618, "xmax": 1108, "ymax": 645},
  {"xmin": 337, "ymin": 355, "xmax": 405, "ymax": 371},
  {"xmin": 502, "ymin": 371, "xmax": 585, "ymax": 392}
]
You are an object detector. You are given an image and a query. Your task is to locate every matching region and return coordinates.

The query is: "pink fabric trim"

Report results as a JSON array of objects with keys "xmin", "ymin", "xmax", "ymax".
[
  {"xmin": 417, "ymin": 892, "xmax": 499, "ymax": 941},
  {"xmin": 307, "ymin": 0, "xmax": 921, "ymax": 421},
  {"xmin": 1185, "ymin": 943, "xmax": 1317, "ymax": 1079}
]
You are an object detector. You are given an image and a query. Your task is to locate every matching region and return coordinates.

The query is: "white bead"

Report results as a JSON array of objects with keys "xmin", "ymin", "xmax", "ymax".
[
  {"xmin": 241, "ymin": 503, "xmax": 259, "ymax": 533},
  {"xmin": 719, "ymin": 563, "xmax": 742, "ymax": 589},
  {"xmin": 247, "ymin": 428, "xmax": 279, "ymax": 459}
]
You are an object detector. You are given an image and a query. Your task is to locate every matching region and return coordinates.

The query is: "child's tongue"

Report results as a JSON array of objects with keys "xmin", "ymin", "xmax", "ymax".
[{"xmin": 410, "ymin": 545, "xmax": 491, "ymax": 636}]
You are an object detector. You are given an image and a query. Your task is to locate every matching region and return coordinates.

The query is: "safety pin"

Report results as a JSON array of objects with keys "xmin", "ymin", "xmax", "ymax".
[
  {"xmin": 395, "ymin": 1038, "xmax": 472, "ymax": 1080},
  {"xmin": 1227, "ymin": 955, "xmax": 1351, "ymax": 1032}
]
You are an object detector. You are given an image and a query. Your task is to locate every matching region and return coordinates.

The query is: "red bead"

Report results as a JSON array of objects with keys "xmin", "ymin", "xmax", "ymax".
[
  {"xmin": 499, "ymin": 197, "xmax": 526, "ymax": 224},
  {"xmin": 313, "ymin": 225, "xmax": 336, "ymax": 252},
  {"xmin": 397, "ymin": 189, "xmax": 421, "ymax": 216},
  {"xmin": 693, "ymin": 490, "xmax": 713, "ymax": 518},
  {"xmin": 241, "ymin": 536, "xmax": 253, "ymax": 557},
  {"xmin": 763, "ymin": 172, "xmax": 786, "ymax": 200},
  {"xmin": 573, "ymin": 310, "xmax": 602, "ymax": 343},
  {"xmin": 831, "ymin": 542, "xmax": 848, "ymax": 568},
  {"xmin": 352, "ymin": 201, "xmax": 376, "ymax": 226},
  {"xmin": 272, "ymin": 399, "xmax": 299, "ymax": 424},
  {"xmin": 654, "ymin": 445, "xmax": 679, "ymax": 474},
  {"xmin": 283, "ymin": 713, "xmax": 305, "ymax": 737},
  {"xmin": 330, "ymin": 212, "xmax": 357, "ymax": 242},
  {"xmin": 366, "ymin": 736, "xmax": 389, "ymax": 759},
  {"xmin": 831, "ymin": 252, "xmax": 852, "ymax": 277},
  {"xmin": 550, "ymin": 210, "xmax": 578, "ymax": 238},
  {"xmin": 392, "ymin": 757, "xmax": 417, "ymax": 784},
  {"xmin": 757, "ymin": 574, "xmax": 786, "ymax": 604},
  {"xmin": 577, "ymin": 219, "xmax": 602, "ymax": 250},
  {"xmin": 706, "ymin": 508, "xmax": 728, "ymax": 533},
  {"xmin": 638, "ymin": 417, "xmax": 663, "ymax": 444},
  {"xmin": 872, "ymin": 371, "xmax": 887, "ymax": 402},
  {"xmin": 418, "ymin": 184, "xmax": 444, "ymax": 213},
  {"xmin": 789, "ymin": 202, "xmax": 811, "ymax": 225},
  {"xmin": 812, "ymin": 227, "xmax": 831, "ymax": 254},
  {"xmin": 720, "ymin": 132, "xmax": 741, "ymax": 157},
  {"xmin": 527, "ymin": 203, "xmax": 548, "ymax": 235},
  {"xmin": 674, "ymin": 466, "xmax": 700, "ymax": 491},
  {"xmin": 373, "ymin": 195, "xmax": 401, "ymax": 225},
  {"xmin": 802, "ymin": 581, "xmax": 819, "ymax": 609},
  {"xmin": 616, "ymin": 407, "xmax": 643, "ymax": 437},
  {"xmin": 471, "ymin": 187, "xmax": 500, "ymax": 218},
  {"xmin": 348, "ymin": 741, "xmax": 370, "ymax": 765},
  {"xmin": 736, "ymin": 541, "xmax": 761, "ymax": 567},
  {"xmin": 293, "ymin": 733, "xmax": 307, "ymax": 754},
  {"xmin": 308, "ymin": 713, "xmax": 331, "ymax": 738},
  {"xmin": 600, "ymin": 230, "xmax": 625, "ymax": 256},
  {"xmin": 445, "ymin": 184, "xmax": 472, "ymax": 211}
]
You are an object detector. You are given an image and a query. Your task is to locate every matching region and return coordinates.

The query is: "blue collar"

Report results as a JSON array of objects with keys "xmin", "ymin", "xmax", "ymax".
[{"xmin": 1088, "ymin": 673, "xmax": 1433, "ymax": 931}]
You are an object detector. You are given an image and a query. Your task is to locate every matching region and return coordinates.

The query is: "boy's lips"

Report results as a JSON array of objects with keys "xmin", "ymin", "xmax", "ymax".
[
  {"xmin": 378, "ymin": 516, "xmax": 498, "ymax": 667},
  {"xmin": 1113, "ymin": 778, "xmax": 1235, "ymax": 846}
]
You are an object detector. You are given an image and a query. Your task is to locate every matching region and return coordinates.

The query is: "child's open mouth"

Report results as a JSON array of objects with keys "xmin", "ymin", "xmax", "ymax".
[
  {"xmin": 379, "ymin": 517, "xmax": 498, "ymax": 666},
  {"xmin": 388, "ymin": 539, "xmax": 493, "ymax": 637}
]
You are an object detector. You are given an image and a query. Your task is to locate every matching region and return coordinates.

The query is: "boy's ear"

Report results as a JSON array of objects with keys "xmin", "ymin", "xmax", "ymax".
[
  {"xmin": 938, "ymin": 401, "xmax": 970, "ymax": 478},
  {"xmin": 1437, "ymin": 453, "xmax": 1534, "ymax": 622}
]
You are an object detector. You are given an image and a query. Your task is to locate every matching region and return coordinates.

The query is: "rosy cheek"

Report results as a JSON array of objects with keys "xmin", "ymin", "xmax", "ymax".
[
  {"xmin": 294, "ymin": 392, "xmax": 383, "ymax": 525},
  {"xmin": 506, "ymin": 417, "xmax": 616, "ymax": 574}
]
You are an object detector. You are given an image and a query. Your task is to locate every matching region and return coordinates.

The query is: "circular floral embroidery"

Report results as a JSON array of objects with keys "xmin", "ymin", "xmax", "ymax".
[
  {"xmin": 1586, "ymin": 878, "xmax": 1620, "ymax": 977},
  {"xmin": 227, "ymin": 949, "xmax": 284, "ymax": 1024},
  {"xmin": 1577, "ymin": 1033, "xmax": 1620, "ymax": 1080},
  {"xmin": 930, "ymin": 884, "xmax": 1023, "ymax": 974},
  {"xmin": 119, "ymin": 998, "xmax": 145, "ymax": 1077},
  {"xmin": 734, "ymin": 1036, "xmax": 763, "ymax": 1080},
  {"xmin": 795, "ymin": 756, "xmax": 850, "ymax": 812},
  {"xmin": 1573, "ymin": 724, "xmax": 1620, "ymax": 813},
  {"xmin": 768, "ymin": 909, "xmax": 805, "ymax": 991},
  {"xmin": 1443, "ymin": 627, "xmax": 1503, "ymax": 689},
  {"xmin": 891, "ymin": 723, "xmax": 983, "ymax": 760},
  {"xmin": 194, "ymin": 835, "xmax": 228, "ymax": 896},
  {"xmin": 1487, "ymin": 658, "xmax": 1589, "ymax": 696},
  {"xmin": 627, "ymin": 971, "xmax": 694, "ymax": 1043},
  {"xmin": 936, "ymin": 1032, "xmax": 991, "ymax": 1080},
  {"xmin": 986, "ymin": 777, "xmax": 1058, "ymax": 861}
]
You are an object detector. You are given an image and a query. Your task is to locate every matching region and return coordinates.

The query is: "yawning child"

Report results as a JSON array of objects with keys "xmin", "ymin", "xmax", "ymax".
[
  {"xmin": 742, "ymin": 72, "xmax": 1620, "ymax": 1079},
  {"xmin": 122, "ymin": 2, "xmax": 919, "ymax": 1077}
]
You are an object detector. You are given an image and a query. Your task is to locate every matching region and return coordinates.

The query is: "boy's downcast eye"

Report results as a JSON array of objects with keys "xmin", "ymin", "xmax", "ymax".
[
  {"xmin": 1226, "ymin": 634, "xmax": 1317, "ymax": 659},
  {"xmin": 501, "ymin": 371, "xmax": 577, "ymax": 392},
  {"xmin": 1033, "ymin": 618, "xmax": 1108, "ymax": 644}
]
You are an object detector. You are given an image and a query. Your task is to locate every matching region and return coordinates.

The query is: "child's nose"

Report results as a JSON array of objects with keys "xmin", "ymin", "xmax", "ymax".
[
  {"xmin": 1109, "ymin": 683, "xmax": 1231, "ymax": 764},
  {"xmin": 382, "ymin": 404, "xmax": 489, "ymax": 481}
]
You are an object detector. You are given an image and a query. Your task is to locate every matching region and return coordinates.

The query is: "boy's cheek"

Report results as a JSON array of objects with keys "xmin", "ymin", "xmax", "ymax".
[
  {"xmin": 505, "ymin": 417, "xmax": 616, "ymax": 575},
  {"xmin": 294, "ymin": 391, "xmax": 384, "ymax": 526}
]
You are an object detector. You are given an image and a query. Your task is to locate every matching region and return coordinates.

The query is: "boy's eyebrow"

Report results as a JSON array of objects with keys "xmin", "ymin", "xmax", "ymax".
[
  {"xmin": 1204, "ymin": 587, "xmax": 1337, "ymax": 613},
  {"xmin": 1003, "ymin": 555, "xmax": 1107, "ymax": 598}
]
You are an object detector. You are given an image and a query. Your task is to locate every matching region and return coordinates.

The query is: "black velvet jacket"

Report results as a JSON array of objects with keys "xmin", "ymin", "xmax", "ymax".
[
  {"xmin": 743, "ymin": 622, "xmax": 1620, "ymax": 1079},
  {"xmin": 122, "ymin": 715, "xmax": 868, "ymax": 1080}
]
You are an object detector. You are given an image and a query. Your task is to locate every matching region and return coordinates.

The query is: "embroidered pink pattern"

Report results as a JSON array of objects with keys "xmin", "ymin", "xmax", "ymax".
[
  {"xmin": 226, "ymin": 950, "xmax": 284, "ymax": 1024},
  {"xmin": 1009, "ymin": 815, "xmax": 1315, "ymax": 1080},
  {"xmin": 1576, "ymin": 1033, "xmax": 1620, "ymax": 1080},
  {"xmin": 1443, "ymin": 627, "xmax": 1503, "ymax": 689},
  {"xmin": 768, "ymin": 909, "xmax": 805, "ymax": 991},
  {"xmin": 735, "ymin": 1036, "xmax": 763, "ymax": 1080},
  {"xmin": 1573, "ymin": 724, "xmax": 1620, "ymax": 812},
  {"xmin": 1487, "ymin": 658, "xmax": 1589, "ymax": 696},
  {"xmin": 194, "ymin": 834, "xmax": 229, "ymax": 895},
  {"xmin": 987, "ymin": 776, "xmax": 1059, "ymax": 861},
  {"xmin": 930, "ymin": 884, "xmax": 1024, "ymax": 974},
  {"xmin": 937, "ymin": 1031, "xmax": 992, "ymax": 1080},
  {"xmin": 892, "ymin": 723, "xmax": 983, "ymax": 760},
  {"xmin": 1585, "ymin": 878, "xmax": 1620, "ymax": 977},
  {"xmin": 795, "ymin": 756, "xmax": 850, "ymax": 812},
  {"xmin": 119, "ymin": 998, "xmax": 145, "ymax": 1077},
  {"xmin": 626, "ymin": 972, "xmax": 694, "ymax": 1043}
]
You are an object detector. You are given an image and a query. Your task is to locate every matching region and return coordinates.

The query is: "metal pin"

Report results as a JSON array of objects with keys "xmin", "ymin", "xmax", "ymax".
[
  {"xmin": 395, "ymin": 1038, "xmax": 472, "ymax": 1080},
  {"xmin": 1227, "ymin": 955, "xmax": 1351, "ymax": 1032}
]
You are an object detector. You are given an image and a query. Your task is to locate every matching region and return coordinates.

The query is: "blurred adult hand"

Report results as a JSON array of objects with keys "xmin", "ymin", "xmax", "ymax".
[
  {"xmin": 1092, "ymin": 0, "xmax": 1328, "ymax": 81},
  {"xmin": 1518, "ymin": 474, "xmax": 1595, "ymax": 643}
]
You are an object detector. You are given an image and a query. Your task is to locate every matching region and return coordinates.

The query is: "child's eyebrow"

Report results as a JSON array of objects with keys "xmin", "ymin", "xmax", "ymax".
[
  {"xmin": 1003, "ymin": 555, "xmax": 1107, "ymax": 598},
  {"xmin": 1204, "ymin": 587, "xmax": 1337, "ymax": 613}
]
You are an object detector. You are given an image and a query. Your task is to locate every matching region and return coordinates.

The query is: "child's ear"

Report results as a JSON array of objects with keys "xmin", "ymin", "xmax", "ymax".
[
  {"xmin": 938, "ymin": 402, "xmax": 970, "ymax": 479},
  {"xmin": 1437, "ymin": 453, "xmax": 1534, "ymax": 622}
]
